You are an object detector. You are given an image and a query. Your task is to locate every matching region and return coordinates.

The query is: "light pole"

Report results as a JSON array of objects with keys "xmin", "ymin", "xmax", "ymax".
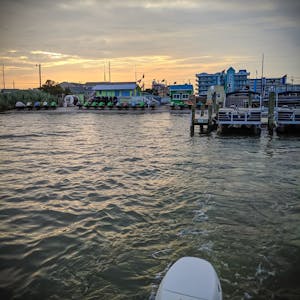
[{"xmin": 36, "ymin": 64, "xmax": 41, "ymax": 88}]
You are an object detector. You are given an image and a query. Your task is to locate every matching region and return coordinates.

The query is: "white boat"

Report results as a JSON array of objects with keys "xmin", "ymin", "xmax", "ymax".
[{"xmin": 155, "ymin": 257, "xmax": 222, "ymax": 300}]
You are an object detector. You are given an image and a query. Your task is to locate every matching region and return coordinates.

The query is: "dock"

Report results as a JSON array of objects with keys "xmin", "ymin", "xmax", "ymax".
[
  {"xmin": 217, "ymin": 107, "xmax": 262, "ymax": 134},
  {"xmin": 190, "ymin": 89, "xmax": 300, "ymax": 136}
]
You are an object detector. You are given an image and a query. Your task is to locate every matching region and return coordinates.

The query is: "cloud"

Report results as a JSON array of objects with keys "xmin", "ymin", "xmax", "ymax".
[{"xmin": 0, "ymin": 0, "xmax": 299, "ymax": 88}]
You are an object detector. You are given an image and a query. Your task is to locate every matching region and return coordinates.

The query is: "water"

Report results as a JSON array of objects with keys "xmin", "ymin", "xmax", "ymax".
[{"xmin": 0, "ymin": 111, "xmax": 299, "ymax": 300}]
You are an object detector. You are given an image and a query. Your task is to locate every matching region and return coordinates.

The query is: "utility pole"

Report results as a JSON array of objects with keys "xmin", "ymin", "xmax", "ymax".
[
  {"xmin": 36, "ymin": 64, "xmax": 41, "ymax": 88},
  {"xmin": 2, "ymin": 64, "xmax": 5, "ymax": 90},
  {"xmin": 109, "ymin": 61, "xmax": 111, "ymax": 82}
]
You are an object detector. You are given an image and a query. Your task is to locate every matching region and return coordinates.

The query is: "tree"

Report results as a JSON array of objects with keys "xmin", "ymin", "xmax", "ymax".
[
  {"xmin": 40, "ymin": 79, "xmax": 65, "ymax": 96},
  {"xmin": 64, "ymin": 87, "xmax": 72, "ymax": 95}
]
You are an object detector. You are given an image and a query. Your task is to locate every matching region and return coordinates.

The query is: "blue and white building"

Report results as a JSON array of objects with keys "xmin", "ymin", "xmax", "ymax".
[
  {"xmin": 195, "ymin": 72, "xmax": 223, "ymax": 96},
  {"xmin": 196, "ymin": 67, "xmax": 250, "ymax": 95}
]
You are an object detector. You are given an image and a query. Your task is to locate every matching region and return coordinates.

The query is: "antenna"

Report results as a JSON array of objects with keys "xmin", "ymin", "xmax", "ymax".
[{"xmin": 260, "ymin": 53, "xmax": 264, "ymax": 107}]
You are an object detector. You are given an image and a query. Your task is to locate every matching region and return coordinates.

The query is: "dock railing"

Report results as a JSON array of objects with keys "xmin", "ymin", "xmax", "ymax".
[
  {"xmin": 276, "ymin": 107, "xmax": 300, "ymax": 125},
  {"xmin": 218, "ymin": 107, "xmax": 262, "ymax": 125}
]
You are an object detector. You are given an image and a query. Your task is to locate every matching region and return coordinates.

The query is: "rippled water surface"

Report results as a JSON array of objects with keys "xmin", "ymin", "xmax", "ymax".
[{"xmin": 0, "ymin": 112, "xmax": 300, "ymax": 300}]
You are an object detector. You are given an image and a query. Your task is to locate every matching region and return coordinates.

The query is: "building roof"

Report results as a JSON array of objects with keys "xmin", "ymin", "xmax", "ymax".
[
  {"xmin": 1, "ymin": 88, "xmax": 19, "ymax": 93},
  {"xmin": 169, "ymin": 84, "xmax": 193, "ymax": 91},
  {"xmin": 92, "ymin": 82, "xmax": 137, "ymax": 91}
]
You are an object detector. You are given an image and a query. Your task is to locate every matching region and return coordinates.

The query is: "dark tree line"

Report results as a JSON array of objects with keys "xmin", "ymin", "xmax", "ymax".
[{"xmin": 39, "ymin": 80, "xmax": 71, "ymax": 96}]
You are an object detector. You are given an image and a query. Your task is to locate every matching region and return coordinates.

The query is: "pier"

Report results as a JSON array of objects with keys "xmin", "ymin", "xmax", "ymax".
[{"xmin": 190, "ymin": 89, "xmax": 300, "ymax": 136}]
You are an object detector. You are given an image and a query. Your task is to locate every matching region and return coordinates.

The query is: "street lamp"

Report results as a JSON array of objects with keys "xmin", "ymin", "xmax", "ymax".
[{"xmin": 36, "ymin": 64, "xmax": 41, "ymax": 88}]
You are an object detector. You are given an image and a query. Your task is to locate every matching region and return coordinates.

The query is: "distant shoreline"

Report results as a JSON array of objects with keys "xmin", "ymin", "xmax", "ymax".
[{"xmin": 3, "ymin": 106, "xmax": 193, "ymax": 114}]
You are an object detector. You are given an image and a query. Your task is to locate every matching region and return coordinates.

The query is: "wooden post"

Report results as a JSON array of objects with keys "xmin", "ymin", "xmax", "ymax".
[
  {"xmin": 215, "ymin": 103, "xmax": 219, "ymax": 117},
  {"xmin": 207, "ymin": 104, "xmax": 213, "ymax": 132},
  {"xmin": 248, "ymin": 92, "xmax": 252, "ymax": 108},
  {"xmin": 200, "ymin": 101, "xmax": 205, "ymax": 116},
  {"xmin": 268, "ymin": 91, "xmax": 275, "ymax": 134},
  {"xmin": 190, "ymin": 95, "xmax": 195, "ymax": 137},
  {"xmin": 212, "ymin": 92, "xmax": 217, "ymax": 113}
]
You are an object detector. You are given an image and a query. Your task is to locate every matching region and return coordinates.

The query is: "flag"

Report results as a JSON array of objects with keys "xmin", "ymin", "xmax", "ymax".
[
  {"xmin": 162, "ymin": 79, "xmax": 165, "ymax": 82},
  {"xmin": 173, "ymin": 81, "xmax": 177, "ymax": 84},
  {"xmin": 142, "ymin": 74, "xmax": 144, "ymax": 78},
  {"xmin": 281, "ymin": 74, "xmax": 287, "ymax": 84}
]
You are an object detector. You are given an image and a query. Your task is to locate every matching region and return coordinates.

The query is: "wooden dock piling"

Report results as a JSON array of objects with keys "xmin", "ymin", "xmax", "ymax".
[
  {"xmin": 190, "ymin": 95, "xmax": 214, "ymax": 136},
  {"xmin": 207, "ymin": 104, "xmax": 213, "ymax": 132},
  {"xmin": 190, "ymin": 95, "xmax": 196, "ymax": 137},
  {"xmin": 268, "ymin": 91, "xmax": 275, "ymax": 134}
]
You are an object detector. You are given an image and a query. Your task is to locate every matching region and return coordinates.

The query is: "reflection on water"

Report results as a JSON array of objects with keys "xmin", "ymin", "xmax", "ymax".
[{"xmin": 0, "ymin": 112, "xmax": 300, "ymax": 299}]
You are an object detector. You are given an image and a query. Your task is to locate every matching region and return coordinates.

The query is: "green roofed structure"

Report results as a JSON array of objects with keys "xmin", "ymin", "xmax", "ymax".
[
  {"xmin": 169, "ymin": 84, "xmax": 194, "ymax": 106},
  {"xmin": 92, "ymin": 82, "xmax": 141, "ymax": 98}
]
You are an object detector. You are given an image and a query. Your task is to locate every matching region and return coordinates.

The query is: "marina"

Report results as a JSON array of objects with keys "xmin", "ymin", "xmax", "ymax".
[
  {"xmin": 1, "ymin": 0, "xmax": 300, "ymax": 299},
  {"xmin": 190, "ymin": 88, "xmax": 300, "ymax": 136}
]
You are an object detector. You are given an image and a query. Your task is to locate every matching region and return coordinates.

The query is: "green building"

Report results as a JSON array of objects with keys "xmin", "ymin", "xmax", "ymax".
[
  {"xmin": 92, "ymin": 82, "xmax": 141, "ymax": 97},
  {"xmin": 169, "ymin": 84, "xmax": 194, "ymax": 105}
]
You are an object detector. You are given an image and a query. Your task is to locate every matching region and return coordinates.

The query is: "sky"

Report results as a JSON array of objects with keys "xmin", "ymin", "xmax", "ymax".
[{"xmin": 0, "ymin": 0, "xmax": 300, "ymax": 89}]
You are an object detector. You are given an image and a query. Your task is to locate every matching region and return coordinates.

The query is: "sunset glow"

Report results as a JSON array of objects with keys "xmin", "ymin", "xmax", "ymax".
[{"xmin": 1, "ymin": 0, "xmax": 299, "ymax": 89}]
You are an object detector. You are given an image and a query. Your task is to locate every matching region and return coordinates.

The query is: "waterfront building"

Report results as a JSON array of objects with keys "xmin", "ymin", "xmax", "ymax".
[
  {"xmin": 152, "ymin": 81, "xmax": 169, "ymax": 97},
  {"xmin": 0, "ymin": 88, "xmax": 19, "ymax": 94},
  {"xmin": 169, "ymin": 84, "xmax": 194, "ymax": 105},
  {"xmin": 195, "ymin": 72, "xmax": 223, "ymax": 96},
  {"xmin": 92, "ymin": 82, "xmax": 141, "ymax": 97},
  {"xmin": 232, "ymin": 69, "xmax": 249, "ymax": 92},
  {"xmin": 59, "ymin": 82, "xmax": 86, "ymax": 94},
  {"xmin": 196, "ymin": 67, "xmax": 299, "ymax": 99},
  {"xmin": 225, "ymin": 67, "xmax": 235, "ymax": 93},
  {"xmin": 248, "ymin": 76, "xmax": 300, "ymax": 96},
  {"xmin": 196, "ymin": 67, "xmax": 250, "ymax": 95}
]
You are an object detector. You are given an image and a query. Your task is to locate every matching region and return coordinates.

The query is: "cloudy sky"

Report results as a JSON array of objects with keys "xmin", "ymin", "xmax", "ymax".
[{"xmin": 1, "ymin": 0, "xmax": 299, "ymax": 89}]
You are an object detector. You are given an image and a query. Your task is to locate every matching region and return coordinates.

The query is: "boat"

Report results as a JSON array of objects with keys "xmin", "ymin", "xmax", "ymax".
[
  {"xmin": 34, "ymin": 101, "xmax": 41, "ymax": 110},
  {"xmin": 15, "ymin": 101, "xmax": 26, "ymax": 110},
  {"xmin": 50, "ymin": 101, "xmax": 57, "ymax": 109},
  {"xmin": 274, "ymin": 91, "xmax": 300, "ymax": 133},
  {"xmin": 42, "ymin": 101, "xmax": 48, "ymax": 110},
  {"xmin": 217, "ymin": 91, "xmax": 262, "ymax": 134},
  {"xmin": 26, "ymin": 101, "xmax": 33, "ymax": 110},
  {"xmin": 155, "ymin": 257, "xmax": 222, "ymax": 300},
  {"xmin": 276, "ymin": 106, "xmax": 300, "ymax": 133}
]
